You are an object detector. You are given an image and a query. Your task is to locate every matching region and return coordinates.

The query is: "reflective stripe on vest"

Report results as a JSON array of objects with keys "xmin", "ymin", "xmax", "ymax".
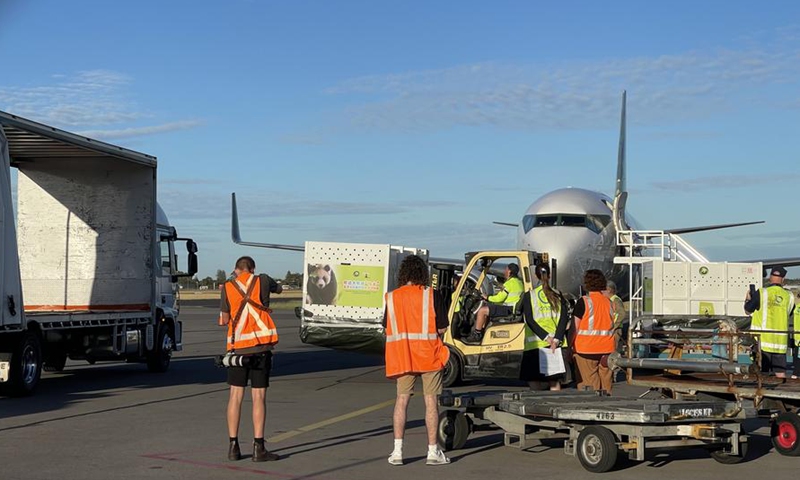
[
  {"xmin": 489, "ymin": 277, "xmax": 524, "ymax": 309},
  {"xmin": 226, "ymin": 274, "xmax": 278, "ymax": 351},
  {"xmin": 384, "ymin": 286, "xmax": 450, "ymax": 378},
  {"xmin": 526, "ymin": 286, "xmax": 566, "ymax": 348},
  {"xmin": 577, "ymin": 297, "xmax": 614, "ymax": 336},
  {"xmin": 750, "ymin": 286, "xmax": 793, "ymax": 354},
  {"xmin": 386, "ymin": 288, "xmax": 439, "ymax": 342},
  {"xmin": 574, "ymin": 292, "xmax": 615, "ymax": 354}
]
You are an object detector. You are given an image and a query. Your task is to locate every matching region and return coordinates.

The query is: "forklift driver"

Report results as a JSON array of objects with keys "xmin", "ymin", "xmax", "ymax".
[{"xmin": 464, "ymin": 264, "xmax": 524, "ymax": 345}]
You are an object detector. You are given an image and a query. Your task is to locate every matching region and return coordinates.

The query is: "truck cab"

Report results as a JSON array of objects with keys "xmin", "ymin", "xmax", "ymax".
[{"xmin": 439, "ymin": 250, "xmax": 550, "ymax": 387}]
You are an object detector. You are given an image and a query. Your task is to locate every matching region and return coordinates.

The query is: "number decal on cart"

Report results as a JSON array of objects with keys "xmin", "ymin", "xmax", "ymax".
[{"xmin": 595, "ymin": 412, "xmax": 615, "ymax": 420}]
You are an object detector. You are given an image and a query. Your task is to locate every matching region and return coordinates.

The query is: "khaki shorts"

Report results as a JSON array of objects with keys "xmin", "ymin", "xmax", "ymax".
[{"xmin": 396, "ymin": 370, "xmax": 443, "ymax": 396}]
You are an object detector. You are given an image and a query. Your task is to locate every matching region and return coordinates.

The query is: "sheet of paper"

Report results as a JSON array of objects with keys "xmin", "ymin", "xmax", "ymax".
[{"xmin": 538, "ymin": 347, "xmax": 566, "ymax": 376}]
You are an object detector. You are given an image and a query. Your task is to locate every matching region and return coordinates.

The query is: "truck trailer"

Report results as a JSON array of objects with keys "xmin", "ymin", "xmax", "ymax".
[{"xmin": 0, "ymin": 111, "xmax": 197, "ymax": 396}]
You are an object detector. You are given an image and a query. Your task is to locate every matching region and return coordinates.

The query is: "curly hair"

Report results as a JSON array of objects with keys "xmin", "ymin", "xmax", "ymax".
[
  {"xmin": 583, "ymin": 269, "xmax": 607, "ymax": 292},
  {"xmin": 397, "ymin": 255, "xmax": 429, "ymax": 287}
]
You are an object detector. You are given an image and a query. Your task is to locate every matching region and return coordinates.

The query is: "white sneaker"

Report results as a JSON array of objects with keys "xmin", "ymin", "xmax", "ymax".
[
  {"xmin": 388, "ymin": 451, "xmax": 403, "ymax": 466},
  {"xmin": 426, "ymin": 449, "xmax": 450, "ymax": 466}
]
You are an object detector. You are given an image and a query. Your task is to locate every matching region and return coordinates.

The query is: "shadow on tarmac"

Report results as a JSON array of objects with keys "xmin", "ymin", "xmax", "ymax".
[{"xmin": 0, "ymin": 348, "xmax": 383, "ymax": 422}]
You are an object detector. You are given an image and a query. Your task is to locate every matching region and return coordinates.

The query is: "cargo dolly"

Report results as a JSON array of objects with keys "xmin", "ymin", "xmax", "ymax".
[
  {"xmin": 611, "ymin": 317, "xmax": 800, "ymax": 457},
  {"xmin": 438, "ymin": 389, "xmax": 752, "ymax": 473}
]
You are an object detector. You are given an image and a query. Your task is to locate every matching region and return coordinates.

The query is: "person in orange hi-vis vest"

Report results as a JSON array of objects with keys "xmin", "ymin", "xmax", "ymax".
[
  {"xmin": 383, "ymin": 255, "xmax": 451, "ymax": 466},
  {"xmin": 218, "ymin": 256, "xmax": 282, "ymax": 462},
  {"xmin": 571, "ymin": 269, "xmax": 616, "ymax": 394}
]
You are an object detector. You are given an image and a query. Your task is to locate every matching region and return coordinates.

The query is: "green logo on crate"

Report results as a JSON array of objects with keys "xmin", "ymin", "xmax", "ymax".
[
  {"xmin": 337, "ymin": 265, "xmax": 385, "ymax": 308},
  {"xmin": 699, "ymin": 266, "xmax": 709, "ymax": 276}
]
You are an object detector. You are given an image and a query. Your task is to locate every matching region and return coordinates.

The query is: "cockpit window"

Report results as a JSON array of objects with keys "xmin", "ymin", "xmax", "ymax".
[
  {"xmin": 560, "ymin": 215, "xmax": 585, "ymax": 227},
  {"xmin": 536, "ymin": 215, "xmax": 558, "ymax": 227},
  {"xmin": 586, "ymin": 214, "xmax": 612, "ymax": 234},
  {"xmin": 523, "ymin": 214, "xmax": 559, "ymax": 233},
  {"xmin": 522, "ymin": 213, "xmax": 612, "ymax": 234}
]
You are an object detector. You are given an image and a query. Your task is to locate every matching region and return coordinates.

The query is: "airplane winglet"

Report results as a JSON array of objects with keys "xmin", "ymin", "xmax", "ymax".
[{"xmin": 230, "ymin": 193, "xmax": 305, "ymax": 251}]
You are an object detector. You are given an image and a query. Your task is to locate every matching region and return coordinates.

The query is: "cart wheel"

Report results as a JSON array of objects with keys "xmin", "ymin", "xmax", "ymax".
[
  {"xmin": 710, "ymin": 429, "xmax": 749, "ymax": 464},
  {"xmin": 441, "ymin": 350, "xmax": 461, "ymax": 388},
  {"xmin": 576, "ymin": 426, "xmax": 619, "ymax": 473},
  {"xmin": 438, "ymin": 410, "xmax": 470, "ymax": 451},
  {"xmin": 772, "ymin": 413, "xmax": 800, "ymax": 456}
]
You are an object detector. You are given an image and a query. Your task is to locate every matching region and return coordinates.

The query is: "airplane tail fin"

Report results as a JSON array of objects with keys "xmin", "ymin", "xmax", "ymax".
[
  {"xmin": 612, "ymin": 91, "xmax": 628, "ymax": 232},
  {"xmin": 615, "ymin": 90, "xmax": 626, "ymax": 200}
]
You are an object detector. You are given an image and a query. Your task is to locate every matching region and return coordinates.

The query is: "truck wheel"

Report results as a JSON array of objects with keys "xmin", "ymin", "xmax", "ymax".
[
  {"xmin": 772, "ymin": 413, "xmax": 800, "ymax": 456},
  {"xmin": 710, "ymin": 429, "xmax": 749, "ymax": 464},
  {"xmin": 147, "ymin": 324, "xmax": 174, "ymax": 373},
  {"xmin": 43, "ymin": 351, "xmax": 68, "ymax": 373},
  {"xmin": 438, "ymin": 410, "xmax": 470, "ymax": 451},
  {"xmin": 4, "ymin": 332, "xmax": 42, "ymax": 396},
  {"xmin": 442, "ymin": 350, "xmax": 462, "ymax": 388},
  {"xmin": 576, "ymin": 426, "xmax": 619, "ymax": 473}
]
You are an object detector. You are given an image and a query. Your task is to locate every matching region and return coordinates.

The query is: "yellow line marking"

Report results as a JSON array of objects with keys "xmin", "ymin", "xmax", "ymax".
[{"xmin": 267, "ymin": 398, "xmax": 395, "ymax": 444}]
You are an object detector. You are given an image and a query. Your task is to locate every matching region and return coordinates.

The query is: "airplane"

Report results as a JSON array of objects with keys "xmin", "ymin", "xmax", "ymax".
[{"xmin": 232, "ymin": 91, "xmax": 800, "ymax": 300}]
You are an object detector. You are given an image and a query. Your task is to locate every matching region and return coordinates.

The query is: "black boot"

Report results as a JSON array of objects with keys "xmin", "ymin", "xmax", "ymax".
[
  {"xmin": 228, "ymin": 440, "xmax": 242, "ymax": 461},
  {"xmin": 253, "ymin": 440, "xmax": 279, "ymax": 462},
  {"xmin": 463, "ymin": 329, "xmax": 483, "ymax": 345}
]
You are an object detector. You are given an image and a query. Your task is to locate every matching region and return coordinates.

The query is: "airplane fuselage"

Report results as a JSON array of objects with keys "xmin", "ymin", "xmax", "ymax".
[{"xmin": 516, "ymin": 187, "xmax": 628, "ymax": 298}]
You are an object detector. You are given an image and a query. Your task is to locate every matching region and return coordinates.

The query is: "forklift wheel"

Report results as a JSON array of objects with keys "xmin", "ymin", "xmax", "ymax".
[
  {"xmin": 441, "ymin": 350, "xmax": 462, "ymax": 388},
  {"xmin": 438, "ymin": 410, "xmax": 470, "ymax": 451}
]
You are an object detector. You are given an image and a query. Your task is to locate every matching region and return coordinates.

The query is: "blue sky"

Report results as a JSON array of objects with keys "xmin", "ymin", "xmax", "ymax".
[{"xmin": 2, "ymin": 1, "xmax": 800, "ymax": 278}]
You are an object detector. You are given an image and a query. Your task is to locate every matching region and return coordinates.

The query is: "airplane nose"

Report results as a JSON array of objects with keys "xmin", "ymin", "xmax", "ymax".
[{"xmin": 519, "ymin": 227, "xmax": 598, "ymax": 296}]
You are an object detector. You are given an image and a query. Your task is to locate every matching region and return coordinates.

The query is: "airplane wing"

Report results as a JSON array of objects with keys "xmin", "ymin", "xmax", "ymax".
[
  {"xmin": 665, "ymin": 221, "xmax": 765, "ymax": 235},
  {"xmin": 232, "ymin": 192, "xmax": 465, "ymax": 264},
  {"xmin": 231, "ymin": 193, "xmax": 305, "ymax": 251},
  {"xmin": 492, "ymin": 221, "xmax": 519, "ymax": 228}
]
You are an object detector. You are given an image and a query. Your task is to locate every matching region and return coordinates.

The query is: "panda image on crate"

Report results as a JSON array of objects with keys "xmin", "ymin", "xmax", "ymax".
[{"xmin": 306, "ymin": 264, "xmax": 338, "ymax": 305}]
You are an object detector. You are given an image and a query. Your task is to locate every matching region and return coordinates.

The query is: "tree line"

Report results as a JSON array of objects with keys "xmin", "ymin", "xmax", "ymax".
[{"xmin": 178, "ymin": 270, "xmax": 304, "ymax": 290}]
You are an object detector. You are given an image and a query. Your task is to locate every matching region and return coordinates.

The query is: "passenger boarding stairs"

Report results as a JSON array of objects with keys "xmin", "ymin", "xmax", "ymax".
[{"xmin": 615, "ymin": 230, "xmax": 709, "ymax": 264}]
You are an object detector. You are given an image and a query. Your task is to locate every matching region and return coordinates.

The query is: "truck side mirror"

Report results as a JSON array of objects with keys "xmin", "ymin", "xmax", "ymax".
[
  {"xmin": 187, "ymin": 252, "xmax": 198, "ymax": 276},
  {"xmin": 186, "ymin": 239, "xmax": 198, "ymax": 254}
]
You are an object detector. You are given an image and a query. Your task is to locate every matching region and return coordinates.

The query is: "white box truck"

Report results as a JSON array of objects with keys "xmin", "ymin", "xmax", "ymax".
[
  {"xmin": 0, "ymin": 111, "xmax": 197, "ymax": 396},
  {"xmin": 300, "ymin": 241, "xmax": 427, "ymax": 353}
]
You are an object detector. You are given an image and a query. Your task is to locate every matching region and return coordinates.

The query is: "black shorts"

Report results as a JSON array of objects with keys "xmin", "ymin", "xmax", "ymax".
[
  {"xmin": 227, "ymin": 352, "xmax": 273, "ymax": 388},
  {"xmin": 761, "ymin": 351, "xmax": 787, "ymax": 373},
  {"xmin": 488, "ymin": 304, "xmax": 513, "ymax": 317}
]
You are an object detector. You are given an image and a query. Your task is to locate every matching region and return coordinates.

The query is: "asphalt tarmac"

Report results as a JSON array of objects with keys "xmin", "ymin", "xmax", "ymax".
[{"xmin": 2, "ymin": 301, "xmax": 799, "ymax": 479}]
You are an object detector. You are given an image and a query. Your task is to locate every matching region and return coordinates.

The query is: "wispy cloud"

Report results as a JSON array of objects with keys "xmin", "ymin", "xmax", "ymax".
[
  {"xmin": 77, "ymin": 120, "xmax": 203, "ymax": 140},
  {"xmin": 651, "ymin": 173, "xmax": 800, "ymax": 192},
  {"xmin": 0, "ymin": 70, "xmax": 138, "ymax": 126},
  {"xmin": 0, "ymin": 70, "xmax": 202, "ymax": 139},
  {"xmin": 308, "ymin": 29, "xmax": 800, "ymax": 134}
]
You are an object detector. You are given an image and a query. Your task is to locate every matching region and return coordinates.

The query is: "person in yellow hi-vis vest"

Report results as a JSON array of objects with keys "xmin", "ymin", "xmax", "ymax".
[
  {"xmin": 519, "ymin": 264, "xmax": 571, "ymax": 391},
  {"xmin": 464, "ymin": 264, "xmax": 524, "ymax": 345},
  {"xmin": 745, "ymin": 266, "xmax": 795, "ymax": 378},
  {"xmin": 794, "ymin": 292, "xmax": 800, "ymax": 379}
]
